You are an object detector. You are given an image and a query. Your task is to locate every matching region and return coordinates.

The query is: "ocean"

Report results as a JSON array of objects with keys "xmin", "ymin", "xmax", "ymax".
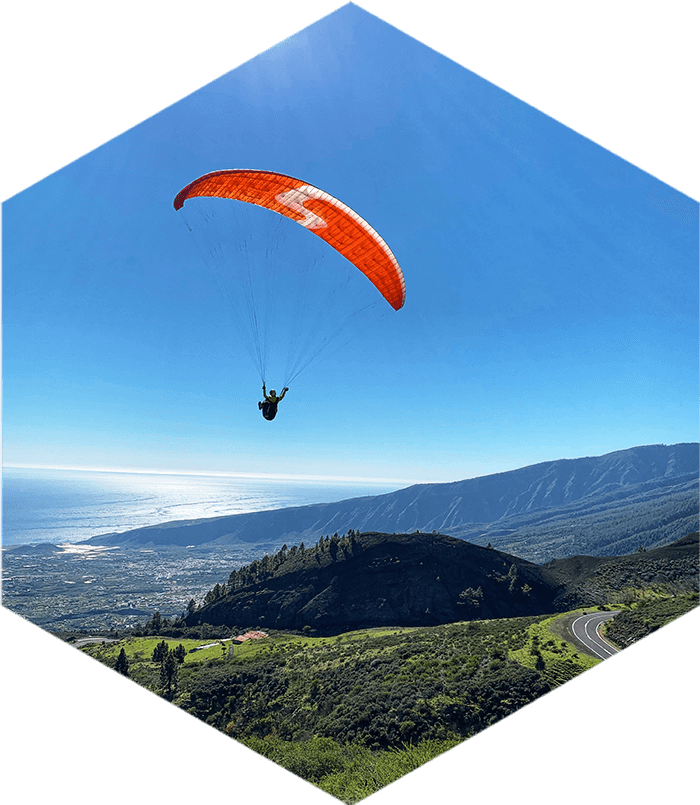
[{"xmin": 1, "ymin": 466, "xmax": 401, "ymax": 547}]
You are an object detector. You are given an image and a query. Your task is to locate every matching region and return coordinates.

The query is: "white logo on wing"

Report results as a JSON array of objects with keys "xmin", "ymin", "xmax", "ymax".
[{"xmin": 275, "ymin": 185, "xmax": 328, "ymax": 230}]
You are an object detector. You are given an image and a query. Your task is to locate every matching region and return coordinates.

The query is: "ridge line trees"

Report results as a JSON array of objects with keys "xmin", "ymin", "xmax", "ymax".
[{"xmin": 199, "ymin": 531, "xmax": 366, "ymax": 611}]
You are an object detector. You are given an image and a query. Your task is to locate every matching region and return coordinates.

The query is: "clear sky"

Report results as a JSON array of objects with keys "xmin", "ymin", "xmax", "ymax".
[{"xmin": 1, "ymin": 4, "xmax": 698, "ymax": 485}]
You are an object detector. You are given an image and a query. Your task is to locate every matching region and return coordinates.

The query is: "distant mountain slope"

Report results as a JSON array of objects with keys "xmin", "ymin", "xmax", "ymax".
[
  {"xmin": 449, "ymin": 474, "xmax": 699, "ymax": 560},
  {"xmin": 83, "ymin": 443, "xmax": 698, "ymax": 561}
]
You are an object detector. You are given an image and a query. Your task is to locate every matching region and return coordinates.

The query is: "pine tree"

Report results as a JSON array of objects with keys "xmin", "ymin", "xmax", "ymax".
[
  {"xmin": 507, "ymin": 563, "xmax": 518, "ymax": 592},
  {"xmin": 115, "ymin": 648, "xmax": 129, "ymax": 677},
  {"xmin": 152, "ymin": 640, "xmax": 169, "ymax": 663},
  {"xmin": 160, "ymin": 651, "xmax": 178, "ymax": 697}
]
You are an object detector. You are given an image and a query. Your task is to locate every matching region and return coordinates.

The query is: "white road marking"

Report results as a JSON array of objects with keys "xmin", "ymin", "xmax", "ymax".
[{"xmin": 571, "ymin": 612, "xmax": 619, "ymax": 660}]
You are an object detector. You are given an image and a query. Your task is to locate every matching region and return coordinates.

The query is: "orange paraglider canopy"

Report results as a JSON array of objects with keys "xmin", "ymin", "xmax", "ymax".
[{"xmin": 174, "ymin": 169, "xmax": 405, "ymax": 310}]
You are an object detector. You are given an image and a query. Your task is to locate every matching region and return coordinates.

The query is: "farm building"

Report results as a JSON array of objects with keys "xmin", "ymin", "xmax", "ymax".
[{"xmin": 233, "ymin": 630, "xmax": 269, "ymax": 643}]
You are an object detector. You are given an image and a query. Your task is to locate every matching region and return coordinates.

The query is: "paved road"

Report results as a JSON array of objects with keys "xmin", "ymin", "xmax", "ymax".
[
  {"xmin": 570, "ymin": 611, "xmax": 621, "ymax": 659},
  {"xmin": 72, "ymin": 637, "xmax": 120, "ymax": 649}
]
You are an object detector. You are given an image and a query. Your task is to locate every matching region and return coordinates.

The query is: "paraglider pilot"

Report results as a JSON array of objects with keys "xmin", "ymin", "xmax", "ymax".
[{"xmin": 258, "ymin": 384, "xmax": 288, "ymax": 421}]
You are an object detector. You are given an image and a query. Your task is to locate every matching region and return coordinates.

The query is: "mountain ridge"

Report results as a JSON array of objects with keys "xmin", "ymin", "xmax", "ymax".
[{"xmin": 82, "ymin": 443, "xmax": 699, "ymax": 561}]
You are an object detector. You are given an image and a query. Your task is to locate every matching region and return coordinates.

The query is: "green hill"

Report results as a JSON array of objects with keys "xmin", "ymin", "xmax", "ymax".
[
  {"xmin": 185, "ymin": 531, "xmax": 699, "ymax": 635},
  {"xmin": 185, "ymin": 531, "xmax": 563, "ymax": 634}
]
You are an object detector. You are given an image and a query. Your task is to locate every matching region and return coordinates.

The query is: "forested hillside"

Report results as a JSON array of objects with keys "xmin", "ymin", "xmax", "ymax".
[
  {"xmin": 184, "ymin": 531, "xmax": 699, "ymax": 634},
  {"xmin": 452, "ymin": 475, "xmax": 698, "ymax": 560},
  {"xmin": 184, "ymin": 532, "xmax": 564, "ymax": 634}
]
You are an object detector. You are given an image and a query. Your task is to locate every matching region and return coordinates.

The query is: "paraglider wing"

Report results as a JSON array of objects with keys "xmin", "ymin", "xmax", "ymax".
[{"xmin": 174, "ymin": 169, "xmax": 405, "ymax": 310}]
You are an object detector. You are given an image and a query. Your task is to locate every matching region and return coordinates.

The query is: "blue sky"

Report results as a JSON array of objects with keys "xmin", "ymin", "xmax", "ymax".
[{"xmin": 2, "ymin": 4, "xmax": 698, "ymax": 485}]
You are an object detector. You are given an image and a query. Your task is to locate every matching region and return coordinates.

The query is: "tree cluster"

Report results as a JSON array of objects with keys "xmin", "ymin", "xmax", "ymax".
[
  {"xmin": 178, "ymin": 616, "xmax": 553, "ymax": 751},
  {"xmin": 209, "ymin": 532, "xmax": 362, "ymax": 600},
  {"xmin": 150, "ymin": 640, "xmax": 187, "ymax": 698}
]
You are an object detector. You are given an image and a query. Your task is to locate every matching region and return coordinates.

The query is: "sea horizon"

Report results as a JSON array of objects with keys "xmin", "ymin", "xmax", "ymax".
[
  {"xmin": 1, "ymin": 465, "xmax": 410, "ymax": 547},
  {"xmin": 2, "ymin": 463, "xmax": 427, "ymax": 486}
]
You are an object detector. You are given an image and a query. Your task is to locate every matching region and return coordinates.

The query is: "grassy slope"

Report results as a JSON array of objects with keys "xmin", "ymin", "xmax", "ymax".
[
  {"xmin": 80, "ymin": 594, "xmax": 695, "ymax": 801},
  {"xmin": 603, "ymin": 592, "xmax": 698, "ymax": 648},
  {"xmin": 80, "ymin": 611, "xmax": 604, "ymax": 802}
]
